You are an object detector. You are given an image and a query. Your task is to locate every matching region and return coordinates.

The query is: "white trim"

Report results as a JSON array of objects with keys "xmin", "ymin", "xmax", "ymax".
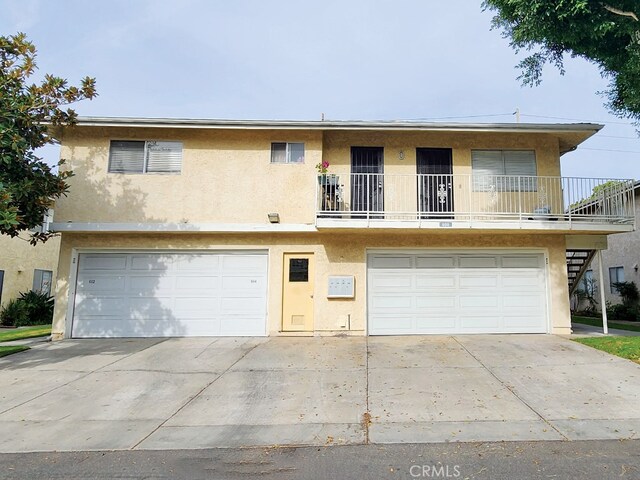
[
  {"xmin": 316, "ymin": 218, "xmax": 634, "ymax": 233},
  {"xmin": 69, "ymin": 117, "xmax": 604, "ymax": 134},
  {"xmin": 51, "ymin": 222, "xmax": 317, "ymax": 233},
  {"xmin": 64, "ymin": 249, "xmax": 79, "ymax": 339}
]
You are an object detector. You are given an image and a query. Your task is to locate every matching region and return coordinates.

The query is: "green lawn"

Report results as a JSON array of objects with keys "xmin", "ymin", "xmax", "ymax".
[
  {"xmin": 573, "ymin": 337, "xmax": 640, "ymax": 364},
  {"xmin": 0, "ymin": 345, "xmax": 30, "ymax": 358},
  {"xmin": 572, "ymin": 315, "xmax": 640, "ymax": 333},
  {"xmin": 0, "ymin": 325, "xmax": 51, "ymax": 342}
]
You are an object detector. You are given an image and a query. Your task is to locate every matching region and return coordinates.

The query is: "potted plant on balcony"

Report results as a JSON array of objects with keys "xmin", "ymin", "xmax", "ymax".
[{"xmin": 316, "ymin": 160, "xmax": 337, "ymax": 185}]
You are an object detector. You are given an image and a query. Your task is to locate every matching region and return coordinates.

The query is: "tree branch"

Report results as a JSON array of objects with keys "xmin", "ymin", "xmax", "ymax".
[{"xmin": 603, "ymin": 4, "xmax": 639, "ymax": 21}]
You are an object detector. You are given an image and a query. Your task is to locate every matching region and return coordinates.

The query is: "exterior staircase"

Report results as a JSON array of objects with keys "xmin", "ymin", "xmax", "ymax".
[{"xmin": 566, "ymin": 250, "xmax": 597, "ymax": 295}]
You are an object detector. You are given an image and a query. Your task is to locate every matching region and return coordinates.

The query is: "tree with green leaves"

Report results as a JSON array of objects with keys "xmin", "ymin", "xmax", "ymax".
[
  {"xmin": 0, "ymin": 32, "xmax": 96, "ymax": 244},
  {"xmin": 483, "ymin": 0, "xmax": 640, "ymax": 121}
]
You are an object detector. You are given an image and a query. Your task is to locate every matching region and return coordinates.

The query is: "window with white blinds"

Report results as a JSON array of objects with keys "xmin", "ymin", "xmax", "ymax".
[
  {"xmin": 108, "ymin": 140, "xmax": 182, "ymax": 173},
  {"xmin": 271, "ymin": 142, "xmax": 304, "ymax": 164},
  {"xmin": 472, "ymin": 150, "xmax": 537, "ymax": 191}
]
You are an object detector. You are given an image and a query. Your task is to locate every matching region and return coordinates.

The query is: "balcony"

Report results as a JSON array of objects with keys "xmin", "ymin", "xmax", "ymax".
[{"xmin": 316, "ymin": 174, "xmax": 636, "ymax": 231}]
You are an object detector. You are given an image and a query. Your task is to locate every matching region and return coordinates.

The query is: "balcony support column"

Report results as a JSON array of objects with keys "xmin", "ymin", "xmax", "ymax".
[{"xmin": 596, "ymin": 250, "xmax": 608, "ymax": 334}]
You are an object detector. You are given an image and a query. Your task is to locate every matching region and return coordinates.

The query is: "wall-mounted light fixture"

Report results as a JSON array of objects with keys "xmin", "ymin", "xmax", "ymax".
[
  {"xmin": 634, "ymin": 263, "xmax": 638, "ymax": 273},
  {"xmin": 398, "ymin": 150, "xmax": 405, "ymax": 160},
  {"xmin": 267, "ymin": 213, "xmax": 280, "ymax": 224}
]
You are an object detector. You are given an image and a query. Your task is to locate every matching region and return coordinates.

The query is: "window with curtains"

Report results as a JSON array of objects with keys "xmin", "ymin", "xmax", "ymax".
[
  {"xmin": 270, "ymin": 142, "xmax": 305, "ymax": 164},
  {"xmin": 609, "ymin": 266, "xmax": 624, "ymax": 294},
  {"xmin": 472, "ymin": 150, "xmax": 537, "ymax": 191},
  {"xmin": 108, "ymin": 140, "xmax": 182, "ymax": 173}
]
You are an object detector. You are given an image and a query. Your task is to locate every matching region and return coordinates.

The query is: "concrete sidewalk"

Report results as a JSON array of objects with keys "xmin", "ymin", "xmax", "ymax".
[{"xmin": 0, "ymin": 334, "xmax": 639, "ymax": 452}]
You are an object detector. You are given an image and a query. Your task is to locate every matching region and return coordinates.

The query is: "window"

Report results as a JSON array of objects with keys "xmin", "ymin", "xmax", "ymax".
[
  {"xmin": 609, "ymin": 266, "xmax": 625, "ymax": 294},
  {"xmin": 271, "ymin": 142, "xmax": 305, "ymax": 164},
  {"xmin": 108, "ymin": 140, "xmax": 182, "ymax": 173},
  {"xmin": 472, "ymin": 150, "xmax": 537, "ymax": 191},
  {"xmin": 289, "ymin": 258, "xmax": 309, "ymax": 282},
  {"xmin": 33, "ymin": 269, "xmax": 53, "ymax": 296},
  {"xmin": 29, "ymin": 209, "xmax": 54, "ymax": 234},
  {"xmin": 0, "ymin": 270, "xmax": 3, "ymax": 304},
  {"xmin": 579, "ymin": 269, "xmax": 595, "ymax": 295}
]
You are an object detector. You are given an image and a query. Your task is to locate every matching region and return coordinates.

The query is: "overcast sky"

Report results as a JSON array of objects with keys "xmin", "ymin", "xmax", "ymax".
[{"xmin": 1, "ymin": 0, "xmax": 638, "ymax": 179}]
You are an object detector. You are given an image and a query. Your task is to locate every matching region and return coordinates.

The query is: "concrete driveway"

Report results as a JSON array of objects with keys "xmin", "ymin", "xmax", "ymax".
[{"xmin": 1, "ymin": 334, "xmax": 639, "ymax": 452}]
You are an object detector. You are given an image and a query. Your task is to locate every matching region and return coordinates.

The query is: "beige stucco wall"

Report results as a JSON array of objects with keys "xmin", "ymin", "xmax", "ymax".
[
  {"xmin": 52, "ymin": 231, "xmax": 571, "ymax": 339},
  {"xmin": 55, "ymin": 127, "xmax": 324, "ymax": 225},
  {"xmin": 55, "ymin": 127, "xmax": 562, "ymax": 225},
  {"xmin": 0, "ymin": 234, "xmax": 61, "ymax": 307}
]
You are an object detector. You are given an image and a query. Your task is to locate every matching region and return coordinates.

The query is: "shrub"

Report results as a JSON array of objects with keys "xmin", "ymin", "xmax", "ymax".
[
  {"xmin": 612, "ymin": 281, "xmax": 640, "ymax": 308},
  {"xmin": 606, "ymin": 302, "xmax": 640, "ymax": 322},
  {"xmin": 0, "ymin": 291, "xmax": 54, "ymax": 327},
  {"xmin": 0, "ymin": 299, "xmax": 30, "ymax": 327}
]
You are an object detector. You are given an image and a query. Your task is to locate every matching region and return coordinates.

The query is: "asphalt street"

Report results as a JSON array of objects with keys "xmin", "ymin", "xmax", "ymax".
[{"xmin": 1, "ymin": 440, "xmax": 639, "ymax": 480}]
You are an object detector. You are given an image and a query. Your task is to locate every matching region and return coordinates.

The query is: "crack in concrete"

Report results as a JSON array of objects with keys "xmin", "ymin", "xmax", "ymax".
[{"xmin": 363, "ymin": 335, "xmax": 370, "ymax": 444}]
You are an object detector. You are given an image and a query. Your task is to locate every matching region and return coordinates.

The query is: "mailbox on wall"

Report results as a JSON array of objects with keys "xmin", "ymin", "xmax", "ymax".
[{"xmin": 327, "ymin": 275, "xmax": 355, "ymax": 298}]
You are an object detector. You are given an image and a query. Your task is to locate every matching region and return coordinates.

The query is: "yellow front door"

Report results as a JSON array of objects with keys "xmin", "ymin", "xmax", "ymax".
[{"xmin": 282, "ymin": 253, "xmax": 314, "ymax": 332}]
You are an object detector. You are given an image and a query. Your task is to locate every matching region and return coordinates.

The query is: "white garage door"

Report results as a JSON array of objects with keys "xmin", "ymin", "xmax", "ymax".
[
  {"xmin": 72, "ymin": 251, "xmax": 268, "ymax": 338},
  {"xmin": 368, "ymin": 252, "xmax": 548, "ymax": 335}
]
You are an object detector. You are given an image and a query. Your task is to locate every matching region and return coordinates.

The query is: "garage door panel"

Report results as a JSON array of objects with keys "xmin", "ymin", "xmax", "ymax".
[
  {"xmin": 460, "ymin": 316, "xmax": 500, "ymax": 329},
  {"xmin": 175, "ymin": 255, "xmax": 220, "ymax": 271},
  {"xmin": 174, "ymin": 275, "xmax": 221, "ymax": 290},
  {"xmin": 221, "ymin": 275, "xmax": 267, "ymax": 291},
  {"xmin": 500, "ymin": 274, "xmax": 542, "ymax": 288},
  {"xmin": 76, "ymin": 275, "xmax": 126, "ymax": 292},
  {"xmin": 219, "ymin": 316, "xmax": 265, "ymax": 335},
  {"xmin": 459, "ymin": 295, "xmax": 499, "ymax": 308},
  {"xmin": 371, "ymin": 295, "xmax": 414, "ymax": 309},
  {"xmin": 73, "ymin": 252, "xmax": 267, "ymax": 338},
  {"xmin": 74, "ymin": 296, "xmax": 127, "ymax": 316},
  {"xmin": 128, "ymin": 275, "xmax": 174, "ymax": 293},
  {"xmin": 415, "ymin": 295, "xmax": 456, "ymax": 308},
  {"xmin": 220, "ymin": 295, "xmax": 266, "ymax": 314},
  {"xmin": 416, "ymin": 256, "xmax": 455, "ymax": 268},
  {"xmin": 415, "ymin": 315, "xmax": 456, "ymax": 329},
  {"xmin": 370, "ymin": 256, "xmax": 413, "ymax": 268},
  {"xmin": 130, "ymin": 255, "xmax": 173, "ymax": 271},
  {"xmin": 501, "ymin": 315, "xmax": 546, "ymax": 329},
  {"xmin": 503, "ymin": 294, "xmax": 544, "ymax": 308},
  {"xmin": 369, "ymin": 315, "xmax": 413, "ymax": 332},
  {"xmin": 370, "ymin": 274, "xmax": 413, "ymax": 289},
  {"xmin": 416, "ymin": 275, "xmax": 456, "ymax": 288},
  {"xmin": 222, "ymin": 255, "xmax": 268, "ymax": 272},
  {"xmin": 459, "ymin": 275, "xmax": 498, "ymax": 288},
  {"xmin": 459, "ymin": 256, "xmax": 498, "ymax": 268},
  {"xmin": 502, "ymin": 256, "xmax": 541, "ymax": 268},
  {"xmin": 80, "ymin": 255, "xmax": 128, "ymax": 271},
  {"xmin": 368, "ymin": 252, "xmax": 547, "ymax": 335}
]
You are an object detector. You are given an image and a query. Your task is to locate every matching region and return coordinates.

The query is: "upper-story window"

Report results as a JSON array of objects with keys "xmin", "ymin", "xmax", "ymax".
[
  {"xmin": 271, "ymin": 142, "xmax": 304, "ymax": 164},
  {"xmin": 472, "ymin": 150, "xmax": 537, "ymax": 191},
  {"xmin": 108, "ymin": 140, "xmax": 182, "ymax": 174}
]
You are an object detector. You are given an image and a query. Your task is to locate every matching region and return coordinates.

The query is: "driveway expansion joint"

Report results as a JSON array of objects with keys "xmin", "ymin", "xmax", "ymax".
[
  {"xmin": 452, "ymin": 336, "xmax": 570, "ymax": 441},
  {"xmin": 130, "ymin": 340, "xmax": 264, "ymax": 450}
]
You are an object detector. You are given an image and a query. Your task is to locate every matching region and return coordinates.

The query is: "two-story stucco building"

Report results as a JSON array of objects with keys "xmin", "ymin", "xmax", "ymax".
[
  {"xmin": 0, "ymin": 234, "xmax": 60, "ymax": 308},
  {"xmin": 48, "ymin": 118, "xmax": 635, "ymax": 339}
]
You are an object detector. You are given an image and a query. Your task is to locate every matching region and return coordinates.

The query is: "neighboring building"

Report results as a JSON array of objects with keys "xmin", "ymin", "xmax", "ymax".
[
  {"xmin": 0, "ymin": 234, "xmax": 60, "ymax": 307},
  {"xmin": 576, "ymin": 183, "xmax": 640, "ymax": 306},
  {"xmin": 48, "ymin": 118, "xmax": 635, "ymax": 339}
]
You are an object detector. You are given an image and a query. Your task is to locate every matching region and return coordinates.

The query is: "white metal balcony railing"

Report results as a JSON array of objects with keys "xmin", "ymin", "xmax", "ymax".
[{"xmin": 316, "ymin": 174, "xmax": 636, "ymax": 227}]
